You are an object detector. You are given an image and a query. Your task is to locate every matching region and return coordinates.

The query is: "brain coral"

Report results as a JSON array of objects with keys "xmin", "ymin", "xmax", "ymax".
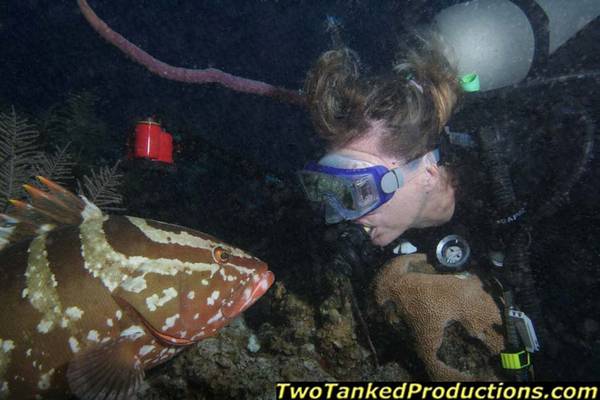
[{"xmin": 373, "ymin": 253, "xmax": 504, "ymax": 381}]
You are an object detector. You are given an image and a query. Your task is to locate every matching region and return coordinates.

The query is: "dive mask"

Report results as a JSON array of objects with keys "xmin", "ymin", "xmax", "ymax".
[{"xmin": 298, "ymin": 149, "xmax": 440, "ymax": 224}]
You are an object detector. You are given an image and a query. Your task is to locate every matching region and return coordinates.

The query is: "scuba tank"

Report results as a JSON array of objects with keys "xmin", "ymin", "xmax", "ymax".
[{"xmin": 434, "ymin": 0, "xmax": 600, "ymax": 92}]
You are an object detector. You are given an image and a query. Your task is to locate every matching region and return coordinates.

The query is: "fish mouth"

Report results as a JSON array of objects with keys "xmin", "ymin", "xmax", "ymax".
[
  {"xmin": 223, "ymin": 270, "xmax": 275, "ymax": 318},
  {"xmin": 261, "ymin": 270, "xmax": 275, "ymax": 287},
  {"xmin": 240, "ymin": 270, "xmax": 275, "ymax": 312}
]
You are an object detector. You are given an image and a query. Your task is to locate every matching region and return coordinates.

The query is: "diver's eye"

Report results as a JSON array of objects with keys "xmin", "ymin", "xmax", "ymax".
[{"xmin": 213, "ymin": 247, "xmax": 231, "ymax": 264}]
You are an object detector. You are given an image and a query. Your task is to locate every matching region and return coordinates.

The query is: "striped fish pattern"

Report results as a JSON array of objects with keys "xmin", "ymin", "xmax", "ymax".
[{"xmin": 0, "ymin": 177, "xmax": 274, "ymax": 400}]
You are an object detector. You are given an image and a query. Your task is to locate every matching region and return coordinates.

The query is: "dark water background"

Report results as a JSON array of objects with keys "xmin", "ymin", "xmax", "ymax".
[
  {"xmin": 2, "ymin": 0, "xmax": 599, "ymax": 171},
  {"xmin": 1, "ymin": 0, "xmax": 600, "ymax": 383}
]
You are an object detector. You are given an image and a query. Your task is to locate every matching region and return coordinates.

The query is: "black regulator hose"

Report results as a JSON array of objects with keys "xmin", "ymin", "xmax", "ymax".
[
  {"xmin": 477, "ymin": 126, "xmax": 524, "ymax": 220},
  {"xmin": 532, "ymin": 109, "xmax": 596, "ymax": 223},
  {"xmin": 477, "ymin": 102, "xmax": 595, "ymax": 379},
  {"xmin": 525, "ymin": 105, "xmax": 594, "ymax": 354},
  {"xmin": 478, "ymin": 125, "xmax": 535, "ymax": 381},
  {"xmin": 477, "ymin": 125, "xmax": 528, "ymax": 290}
]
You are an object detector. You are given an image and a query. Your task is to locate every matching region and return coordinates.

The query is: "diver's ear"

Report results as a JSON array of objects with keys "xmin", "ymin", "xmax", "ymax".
[{"xmin": 421, "ymin": 164, "xmax": 441, "ymax": 192}]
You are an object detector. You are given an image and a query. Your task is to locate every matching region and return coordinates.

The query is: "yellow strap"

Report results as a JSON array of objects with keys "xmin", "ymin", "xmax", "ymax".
[{"xmin": 501, "ymin": 350, "xmax": 531, "ymax": 370}]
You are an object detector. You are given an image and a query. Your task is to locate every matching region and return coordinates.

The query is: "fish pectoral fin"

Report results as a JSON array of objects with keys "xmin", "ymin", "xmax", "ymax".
[{"xmin": 67, "ymin": 338, "xmax": 145, "ymax": 400}]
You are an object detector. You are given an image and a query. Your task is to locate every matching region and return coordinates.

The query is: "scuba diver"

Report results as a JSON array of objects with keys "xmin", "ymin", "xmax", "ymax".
[{"xmin": 297, "ymin": 0, "xmax": 598, "ymax": 381}]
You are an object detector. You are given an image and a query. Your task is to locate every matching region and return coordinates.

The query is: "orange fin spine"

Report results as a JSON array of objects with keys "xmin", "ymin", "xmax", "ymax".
[
  {"xmin": 36, "ymin": 176, "xmax": 85, "ymax": 212},
  {"xmin": 23, "ymin": 181, "xmax": 83, "ymax": 225},
  {"xmin": 0, "ymin": 177, "xmax": 86, "ymax": 251}
]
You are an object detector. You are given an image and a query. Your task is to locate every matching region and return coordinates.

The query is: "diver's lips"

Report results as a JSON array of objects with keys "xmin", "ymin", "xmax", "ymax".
[
  {"xmin": 369, "ymin": 228, "xmax": 389, "ymax": 246},
  {"xmin": 361, "ymin": 225, "xmax": 379, "ymax": 242},
  {"xmin": 368, "ymin": 227, "xmax": 377, "ymax": 241}
]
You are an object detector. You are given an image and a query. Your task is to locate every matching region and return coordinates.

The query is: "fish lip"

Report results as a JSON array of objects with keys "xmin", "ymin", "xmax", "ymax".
[
  {"xmin": 222, "ymin": 270, "xmax": 275, "ymax": 318},
  {"xmin": 243, "ymin": 270, "xmax": 275, "ymax": 311},
  {"xmin": 262, "ymin": 270, "xmax": 275, "ymax": 288}
]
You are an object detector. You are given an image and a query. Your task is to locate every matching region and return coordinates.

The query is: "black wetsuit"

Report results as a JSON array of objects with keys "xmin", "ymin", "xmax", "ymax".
[{"xmin": 396, "ymin": 92, "xmax": 599, "ymax": 381}]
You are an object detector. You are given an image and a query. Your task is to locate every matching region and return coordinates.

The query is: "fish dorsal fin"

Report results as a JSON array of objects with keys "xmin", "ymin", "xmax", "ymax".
[
  {"xmin": 0, "ymin": 176, "xmax": 98, "ymax": 251},
  {"xmin": 67, "ymin": 338, "xmax": 145, "ymax": 400}
]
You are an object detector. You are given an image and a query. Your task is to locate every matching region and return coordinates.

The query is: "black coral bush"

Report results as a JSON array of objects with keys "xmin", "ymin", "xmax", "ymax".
[
  {"xmin": 0, "ymin": 108, "xmax": 42, "ymax": 210},
  {"xmin": 0, "ymin": 107, "xmax": 123, "ymax": 212}
]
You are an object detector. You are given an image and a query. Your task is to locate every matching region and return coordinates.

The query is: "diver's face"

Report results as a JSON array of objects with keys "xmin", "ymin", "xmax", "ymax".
[{"xmin": 334, "ymin": 135, "xmax": 429, "ymax": 246}]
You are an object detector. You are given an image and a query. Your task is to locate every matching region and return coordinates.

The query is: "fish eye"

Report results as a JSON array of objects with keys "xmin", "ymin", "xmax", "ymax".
[{"xmin": 212, "ymin": 247, "xmax": 230, "ymax": 264}]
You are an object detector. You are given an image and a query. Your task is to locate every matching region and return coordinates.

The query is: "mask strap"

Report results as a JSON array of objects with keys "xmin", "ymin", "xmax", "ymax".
[{"xmin": 380, "ymin": 149, "xmax": 440, "ymax": 194}]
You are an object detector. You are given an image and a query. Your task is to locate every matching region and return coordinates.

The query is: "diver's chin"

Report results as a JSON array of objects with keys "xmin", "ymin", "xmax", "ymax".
[{"xmin": 370, "ymin": 228, "xmax": 398, "ymax": 247}]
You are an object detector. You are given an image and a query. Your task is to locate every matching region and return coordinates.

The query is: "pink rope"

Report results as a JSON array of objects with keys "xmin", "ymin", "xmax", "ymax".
[{"xmin": 77, "ymin": 0, "xmax": 305, "ymax": 105}]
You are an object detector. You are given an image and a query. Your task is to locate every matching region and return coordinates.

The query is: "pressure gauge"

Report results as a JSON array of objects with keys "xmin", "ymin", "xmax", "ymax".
[{"xmin": 435, "ymin": 234, "xmax": 471, "ymax": 270}]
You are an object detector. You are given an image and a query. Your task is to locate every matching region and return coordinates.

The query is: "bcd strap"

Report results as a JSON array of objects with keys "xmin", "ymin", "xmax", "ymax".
[{"xmin": 510, "ymin": 0, "xmax": 550, "ymax": 72}]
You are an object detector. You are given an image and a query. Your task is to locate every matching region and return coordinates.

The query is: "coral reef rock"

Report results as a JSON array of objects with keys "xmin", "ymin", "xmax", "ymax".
[
  {"xmin": 139, "ymin": 316, "xmax": 334, "ymax": 400},
  {"xmin": 373, "ymin": 253, "xmax": 504, "ymax": 381},
  {"xmin": 316, "ymin": 268, "xmax": 373, "ymax": 379},
  {"xmin": 138, "ymin": 277, "xmax": 416, "ymax": 400}
]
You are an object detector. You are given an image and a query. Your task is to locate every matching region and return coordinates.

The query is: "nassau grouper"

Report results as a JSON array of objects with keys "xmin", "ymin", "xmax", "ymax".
[{"xmin": 0, "ymin": 177, "xmax": 274, "ymax": 400}]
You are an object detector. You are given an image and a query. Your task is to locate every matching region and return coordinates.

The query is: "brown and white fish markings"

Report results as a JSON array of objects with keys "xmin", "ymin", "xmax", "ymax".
[{"xmin": 0, "ymin": 177, "xmax": 274, "ymax": 400}]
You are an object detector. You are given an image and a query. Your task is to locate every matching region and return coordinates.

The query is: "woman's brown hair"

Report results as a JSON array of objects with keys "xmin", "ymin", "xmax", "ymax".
[{"xmin": 304, "ymin": 32, "xmax": 461, "ymax": 163}]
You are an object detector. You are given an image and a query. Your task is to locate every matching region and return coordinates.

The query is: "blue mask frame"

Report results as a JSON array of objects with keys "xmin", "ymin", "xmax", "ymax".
[{"xmin": 298, "ymin": 149, "xmax": 439, "ymax": 223}]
